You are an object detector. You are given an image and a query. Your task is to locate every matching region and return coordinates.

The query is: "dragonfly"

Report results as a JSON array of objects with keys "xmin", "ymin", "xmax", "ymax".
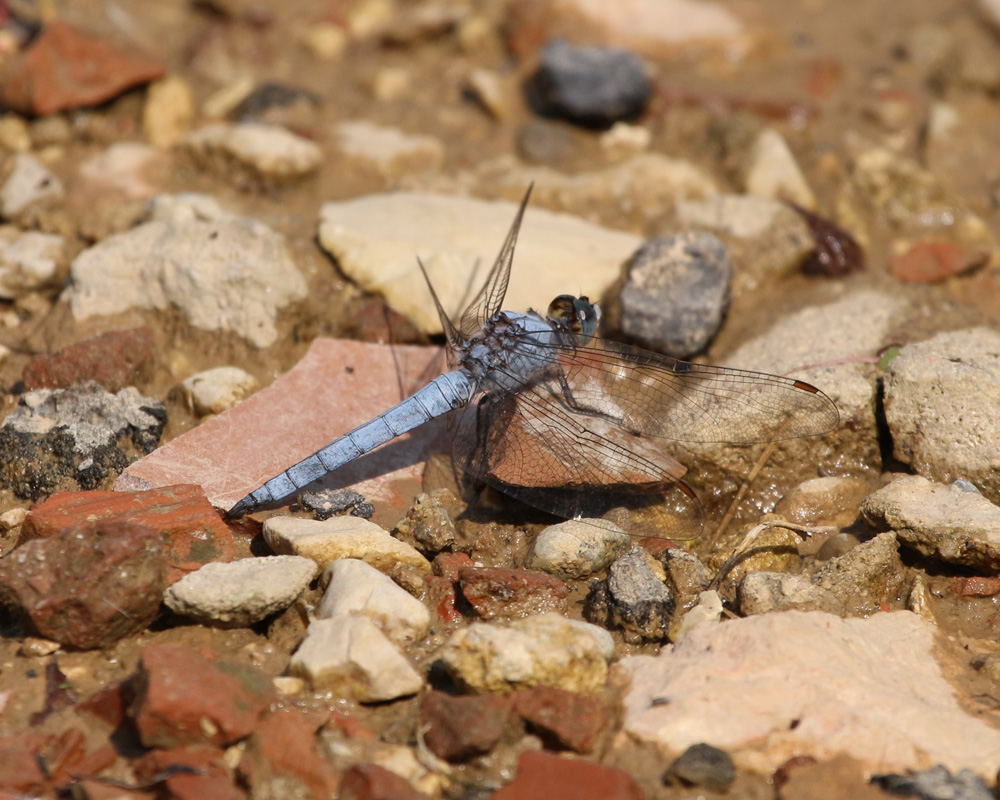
[{"xmin": 227, "ymin": 188, "xmax": 839, "ymax": 539}]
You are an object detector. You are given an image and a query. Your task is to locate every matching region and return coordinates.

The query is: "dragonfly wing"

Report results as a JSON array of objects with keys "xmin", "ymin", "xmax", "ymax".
[
  {"xmin": 452, "ymin": 378, "xmax": 703, "ymax": 539},
  {"xmin": 515, "ymin": 334, "xmax": 841, "ymax": 444},
  {"xmin": 458, "ymin": 186, "xmax": 533, "ymax": 339}
]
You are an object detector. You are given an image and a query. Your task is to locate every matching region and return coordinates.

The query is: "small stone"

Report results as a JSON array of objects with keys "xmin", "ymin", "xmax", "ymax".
[
  {"xmin": 22, "ymin": 484, "xmax": 235, "ymax": 584},
  {"xmin": 774, "ymin": 476, "xmax": 870, "ymax": 528},
  {"xmin": 599, "ymin": 121, "xmax": 651, "ymax": 158},
  {"xmin": 586, "ymin": 547, "xmax": 675, "ymax": 643},
  {"xmin": 339, "ymin": 763, "xmax": 423, "ymax": 800},
  {"xmin": 953, "ymin": 576, "xmax": 1000, "ymax": 596},
  {"xmin": 458, "ymin": 567, "xmax": 569, "ymax": 619},
  {"xmin": 318, "ymin": 558, "xmax": 431, "ymax": 644},
  {"xmin": 744, "ymin": 128, "xmax": 816, "ymax": 209},
  {"xmin": 862, "ymin": 475, "xmax": 1000, "ymax": 571},
  {"xmin": 18, "ymin": 637, "xmax": 61, "ymax": 657},
  {"xmin": 889, "ymin": 240, "xmax": 988, "ymax": 283},
  {"xmin": 134, "ymin": 746, "xmax": 242, "ymax": 800},
  {"xmin": 131, "ymin": 644, "xmax": 276, "ymax": 748},
  {"xmin": 664, "ymin": 743, "xmax": 736, "ymax": 791},
  {"xmin": 182, "ymin": 122, "xmax": 324, "ymax": 188},
  {"xmin": 335, "ymin": 120, "xmax": 444, "ymax": 179},
  {"xmin": 524, "ymin": 40, "xmax": 651, "ymax": 128},
  {"xmin": 516, "ymin": 119, "xmax": 577, "ymax": 164},
  {"xmin": 419, "ymin": 691, "xmax": 512, "ymax": 761},
  {"xmin": 143, "ymin": 74, "xmax": 194, "ymax": 148},
  {"xmin": 670, "ymin": 589, "xmax": 723, "ymax": 640},
  {"xmin": 30, "ymin": 115, "xmax": 71, "ymax": 148},
  {"xmin": 610, "ymin": 232, "xmax": 731, "ymax": 358},
  {"xmin": 440, "ymin": 612, "xmax": 612, "ymax": 694},
  {"xmin": 394, "ymin": 491, "xmax": 456, "ymax": 554},
  {"xmin": 369, "ymin": 66, "xmax": 412, "ymax": 101},
  {"xmin": 289, "ymin": 615, "xmax": 424, "ymax": 701},
  {"xmin": 77, "ymin": 142, "xmax": 164, "ymax": 204},
  {"xmin": 201, "ymin": 76, "xmax": 256, "ymax": 120},
  {"xmin": 816, "ymin": 532, "xmax": 861, "ymax": 561},
  {"xmin": 164, "ymin": 555, "xmax": 318, "ymax": 627},
  {"xmin": 0, "ymin": 520, "xmax": 166, "ymax": 649},
  {"xmin": 433, "ymin": 551, "xmax": 474, "ymax": 581},
  {"xmin": 659, "ymin": 549, "xmax": 714, "ymax": 607},
  {"xmin": 0, "ymin": 21, "xmax": 165, "ymax": 116},
  {"xmin": 0, "ymin": 114, "xmax": 31, "ymax": 152},
  {"xmin": 526, "ymin": 519, "xmax": 631, "ymax": 579},
  {"xmin": 232, "ymin": 83, "xmax": 319, "ymax": 122},
  {"xmin": 181, "ymin": 366, "xmax": 260, "ymax": 416},
  {"xmin": 0, "ymin": 227, "xmax": 64, "ymax": 299},
  {"xmin": 494, "ymin": 750, "xmax": 644, "ymax": 800},
  {"xmin": 301, "ymin": 488, "xmax": 373, "ymax": 520},
  {"xmin": 512, "ymin": 685, "xmax": 607, "ymax": 753},
  {"xmin": 303, "ymin": 23, "xmax": 348, "ymax": 60},
  {"xmin": 871, "ymin": 766, "xmax": 994, "ymax": 800},
  {"xmin": 263, "ymin": 515, "xmax": 431, "ymax": 575},
  {"xmin": 22, "ymin": 328, "xmax": 155, "ymax": 392},
  {"xmin": 0, "ymin": 382, "xmax": 166, "ymax": 501},
  {"xmin": 0, "ymin": 153, "xmax": 63, "ymax": 218},
  {"xmin": 466, "ymin": 68, "xmax": 516, "ymax": 120}
]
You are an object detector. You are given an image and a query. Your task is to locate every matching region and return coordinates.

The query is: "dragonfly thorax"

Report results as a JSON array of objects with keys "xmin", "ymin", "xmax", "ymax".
[{"xmin": 460, "ymin": 310, "xmax": 561, "ymax": 387}]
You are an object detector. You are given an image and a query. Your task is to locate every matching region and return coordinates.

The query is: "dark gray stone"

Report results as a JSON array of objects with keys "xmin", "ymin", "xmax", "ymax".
[
  {"xmin": 613, "ymin": 232, "xmax": 732, "ymax": 358},
  {"xmin": 663, "ymin": 743, "xmax": 736, "ymax": 791},
  {"xmin": 524, "ymin": 40, "xmax": 651, "ymax": 128},
  {"xmin": 300, "ymin": 488, "xmax": 374, "ymax": 520},
  {"xmin": 585, "ymin": 547, "xmax": 674, "ymax": 643},
  {"xmin": 871, "ymin": 765, "xmax": 994, "ymax": 800}
]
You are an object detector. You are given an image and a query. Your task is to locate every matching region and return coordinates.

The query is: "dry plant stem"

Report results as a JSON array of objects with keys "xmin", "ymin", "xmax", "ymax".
[
  {"xmin": 711, "ymin": 440, "xmax": 777, "ymax": 543},
  {"xmin": 708, "ymin": 520, "xmax": 838, "ymax": 592}
]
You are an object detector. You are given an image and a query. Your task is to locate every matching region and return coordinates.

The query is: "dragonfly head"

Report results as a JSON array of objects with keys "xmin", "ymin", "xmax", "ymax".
[{"xmin": 547, "ymin": 294, "xmax": 602, "ymax": 337}]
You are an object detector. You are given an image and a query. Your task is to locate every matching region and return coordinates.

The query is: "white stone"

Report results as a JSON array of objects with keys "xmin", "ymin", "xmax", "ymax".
[
  {"xmin": 318, "ymin": 558, "xmax": 430, "ymax": 644},
  {"xmin": 672, "ymin": 589, "xmax": 723, "ymax": 639},
  {"xmin": 0, "ymin": 227, "xmax": 63, "ymax": 299},
  {"xmin": 183, "ymin": 122, "xmax": 324, "ymax": 184},
  {"xmin": 263, "ymin": 515, "xmax": 431, "ymax": 574},
  {"xmin": 317, "ymin": 192, "xmax": 643, "ymax": 336},
  {"xmin": 0, "ymin": 153, "xmax": 63, "ymax": 218},
  {"xmin": 526, "ymin": 519, "xmax": 631, "ymax": 579},
  {"xmin": 163, "ymin": 555, "xmax": 318, "ymax": 627},
  {"xmin": 677, "ymin": 193, "xmax": 795, "ymax": 239},
  {"xmin": 64, "ymin": 194, "xmax": 307, "ymax": 348},
  {"xmin": 289, "ymin": 614, "xmax": 424, "ymax": 701},
  {"xmin": 744, "ymin": 128, "xmax": 816, "ymax": 209},
  {"xmin": 144, "ymin": 75, "xmax": 195, "ymax": 148},
  {"xmin": 78, "ymin": 143, "xmax": 162, "ymax": 200},
  {"xmin": 618, "ymin": 610, "xmax": 1000, "ymax": 778},
  {"xmin": 335, "ymin": 120, "xmax": 444, "ymax": 177},
  {"xmin": 440, "ymin": 612, "xmax": 612, "ymax": 694},
  {"xmin": 181, "ymin": 366, "xmax": 260, "ymax": 416}
]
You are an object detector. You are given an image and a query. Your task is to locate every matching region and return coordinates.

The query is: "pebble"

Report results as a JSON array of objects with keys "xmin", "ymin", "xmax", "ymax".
[
  {"xmin": 440, "ymin": 612, "xmax": 613, "ymax": 694},
  {"xmin": 289, "ymin": 615, "xmax": 424, "ymax": 701},
  {"xmin": 419, "ymin": 691, "xmax": 512, "ymax": 761},
  {"xmin": 0, "ymin": 227, "xmax": 63, "ymax": 299},
  {"xmin": 599, "ymin": 121, "xmax": 652, "ymax": 158},
  {"xmin": 0, "ymin": 114, "xmax": 31, "ymax": 152},
  {"xmin": 512, "ymin": 685, "xmax": 608, "ymax": 753},
  {"xmin": 393, "ymin": 491, "xmax": 455, "ymax": 554},
  {"xmin": 338, "ymin": 763, "xmax": 423, "ymax": 800},
  {"xmin": 619, "ymin": 610, "xmax": 1000, "ymax": 777},
  {"xmin": 889, "ymin": 240, "xmax": 988, "ymax": 283},
  {"xmin": 871, "ymin": 765, "xmax": 994, "ymax": 800},
  {"xmin": 524, "ymin": 40, "xmax": 651, "ymax": 128},
  {"xmin": 0, "ymin": 153, "xmax": 64, "ymax": 219},
  {"xmin": 303, "ymin": 23, "xmax": 348, "ymax": 60},
  {"xmin": 458, "ymin": 566, "xmax": 569, "ymax": 619},
  {"xmin": 182, "ymin": 122, "xmax": 324, "ymax": 187},
  {"xmin": 0, "ymin": 21, "xmax": 165, "ymax": 116},
  {"xmin": 301, "ymin": 488, "xmax": 374, "ymax": 520},
  {"xmin": 861, "ymin": 475, "xmax": 1000, "ymax": 571},
  {"xmin": 317, "ymin": 558, "xmax": 430, "ymax": 644},
  {"xmin": 526, "ymin": 518, "xmax": 631, "ymax": 579},
  {"xmin": 335, "ymin": 120, "xmax": 445, "ymax": 178},
  {"xmin": 143, "ymin": 74, "xmax": 194, "ymax": 148},
  {"xmin": 22, "ymin": 484, "xmax": 235, "ymax": 584},
  {"xmin": 816, "ymin": 532, "xmax": 861, "ymax": 560},
  {"xmin": 465, "ymin": 68, "xmax": 516, "ymax": 120},
  {"xmin": 0, "ymin": 519, "xmax": 166, "ymax": 649},
  {"xmin": 23, "ymin": 328, "xmax": 155, "ymax": 393},
  {"xmin": 585, "ymin": 547, "xmax": 675, "ymax": 643},
  {"xmin": 744, "ymin": 128, "xmax": 816, "ymax": 209},
  {"xmin": 610, "ymin": 231, "xmax": 731, "ymax": 358},
  {"xmin": 0, "ymin": 382, "xmax": 165, "ymax": 501},
  {"xmin": 163, "ymin": 555, "xmax": 318, "ymax": 628},
  {"xmin": 65, "ymin": 193, "xmax": 307, "ymax": 348},
  {"xmin": 131, "ymin": 643, "xmax": 276, "ymax": 748},
  {"xmin": 883, "ymin": 328, "xmax": 1000, "ymax": 501},
  {"xmin": 317, "ymin": 192, "xmax": 641, "ymax": 336},
  {"xmin": 181, "ymin": 366, "xmax": 260, "ymax": 416},
  {"xmin": 77, "ymin": 142, "xmax": 163, "ymax": 202},
  {"xmin": 670, "ymin": 589, "xmax": 723, "ymax": 640},
  {"xmin": 664, "ymin": 743, "xmax": 737, "ymax": 791},
  {"xmin": 773, "ymin": 476, "xmax": 870, "ymax": 528},
  {"xmin": 264, "ymin": 516, "xmax": 431, "ymax": 574},
  {"xmin": 493, "ymin": 750, "xmax": 644, "ymax": 800}
]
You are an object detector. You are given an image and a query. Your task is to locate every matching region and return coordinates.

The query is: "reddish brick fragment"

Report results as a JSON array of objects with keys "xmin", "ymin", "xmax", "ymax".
[
  {"xmin": 952, "ymin": 576, "xmax": 1000, "ymax": 597},
  {"xmin": 889, "ymin": 241, "xmax": 988, "ymax": 284},
  {"xmin": 23, "ymin": 328, "xmax": 156, "ymax": 392},
  {"xmin": 494, "ymin": 750, "xmax": 645, "ymax": 800},
  {"xmin": 134, "ymin": 746, "xmax": 242, "ymax": 800},
  {"xmin": 431, "ymin": 551, "xmax": 473, "ymax": 581},
  {"xmin": 423, "ymin": 575, "xmax": 462, "ymax": 624},
  {"xmin": 338, "ymin": 763, "xmax": 422, "ymax": 800},
  {"xmin": 458, "ymin": 567, "xmax": 568, "ymax": 619},
  {"xmin": 1, "ymin": 21, "xmax": 165, "ymax": 115},
  {"xmin": 130, "ymin": 644, "xmax": 276, "ymax": 749},
  {"xmin": 420, "ymin": 691, "xmax": 512, "ymax": 762},
  {"xmin": 512, "ymin": 686, "xmax": 608, "ymax": 753},
  {"xmin": 238, "ymin": 708, "xmax": 340, "ymax": 798},
  {"xmin": 23, "ymin": 485, "xmax": 235, "ymax": 583}
]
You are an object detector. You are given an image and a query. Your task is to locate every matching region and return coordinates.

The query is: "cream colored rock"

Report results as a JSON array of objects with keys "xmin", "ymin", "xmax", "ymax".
[
  {"xmin": 335, "ymin": 121, "xmax": 444, "ymax": 178},
  {"xmin": 619, "ymin": 610, "xmax": 1000, "ymax": 778},
  {"xmin": 440, "ymin": 612, "xmax": 613, "ymax": 694},
  {"xmin": 289, "ymin": 614, "xmax": 423, "ymax": 701},
  {"xmin": 0, "ymin": 227, "xmax": 63, "ymax": 299},
  {"xmin": 744, "ymin": 128, "xmax": 816, "ymax": 209},
  {"xmin": 0, "ymin": 153, "xmax": 63, "ymax": 217},
  {"xmin": 181, "ymin": 366, "xmax": 260, "ymax": 416},
  {"xmin": 319, "ymin": 558, "xmax": 430, "ymax": 644},
  {"xmin": 263, "ymin": 515, "xmax": 431, "ymax": 573},
  {"xmin": 183, "ymin": 122, "xmax": 324, "ymax": 185},
  {"xmin": 144, "ymin": 75, "xmax": 194, "ymax": 148},
  {"xmin": 526, "ymin": 519, "xmax": 631, "ymax": 580}
]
